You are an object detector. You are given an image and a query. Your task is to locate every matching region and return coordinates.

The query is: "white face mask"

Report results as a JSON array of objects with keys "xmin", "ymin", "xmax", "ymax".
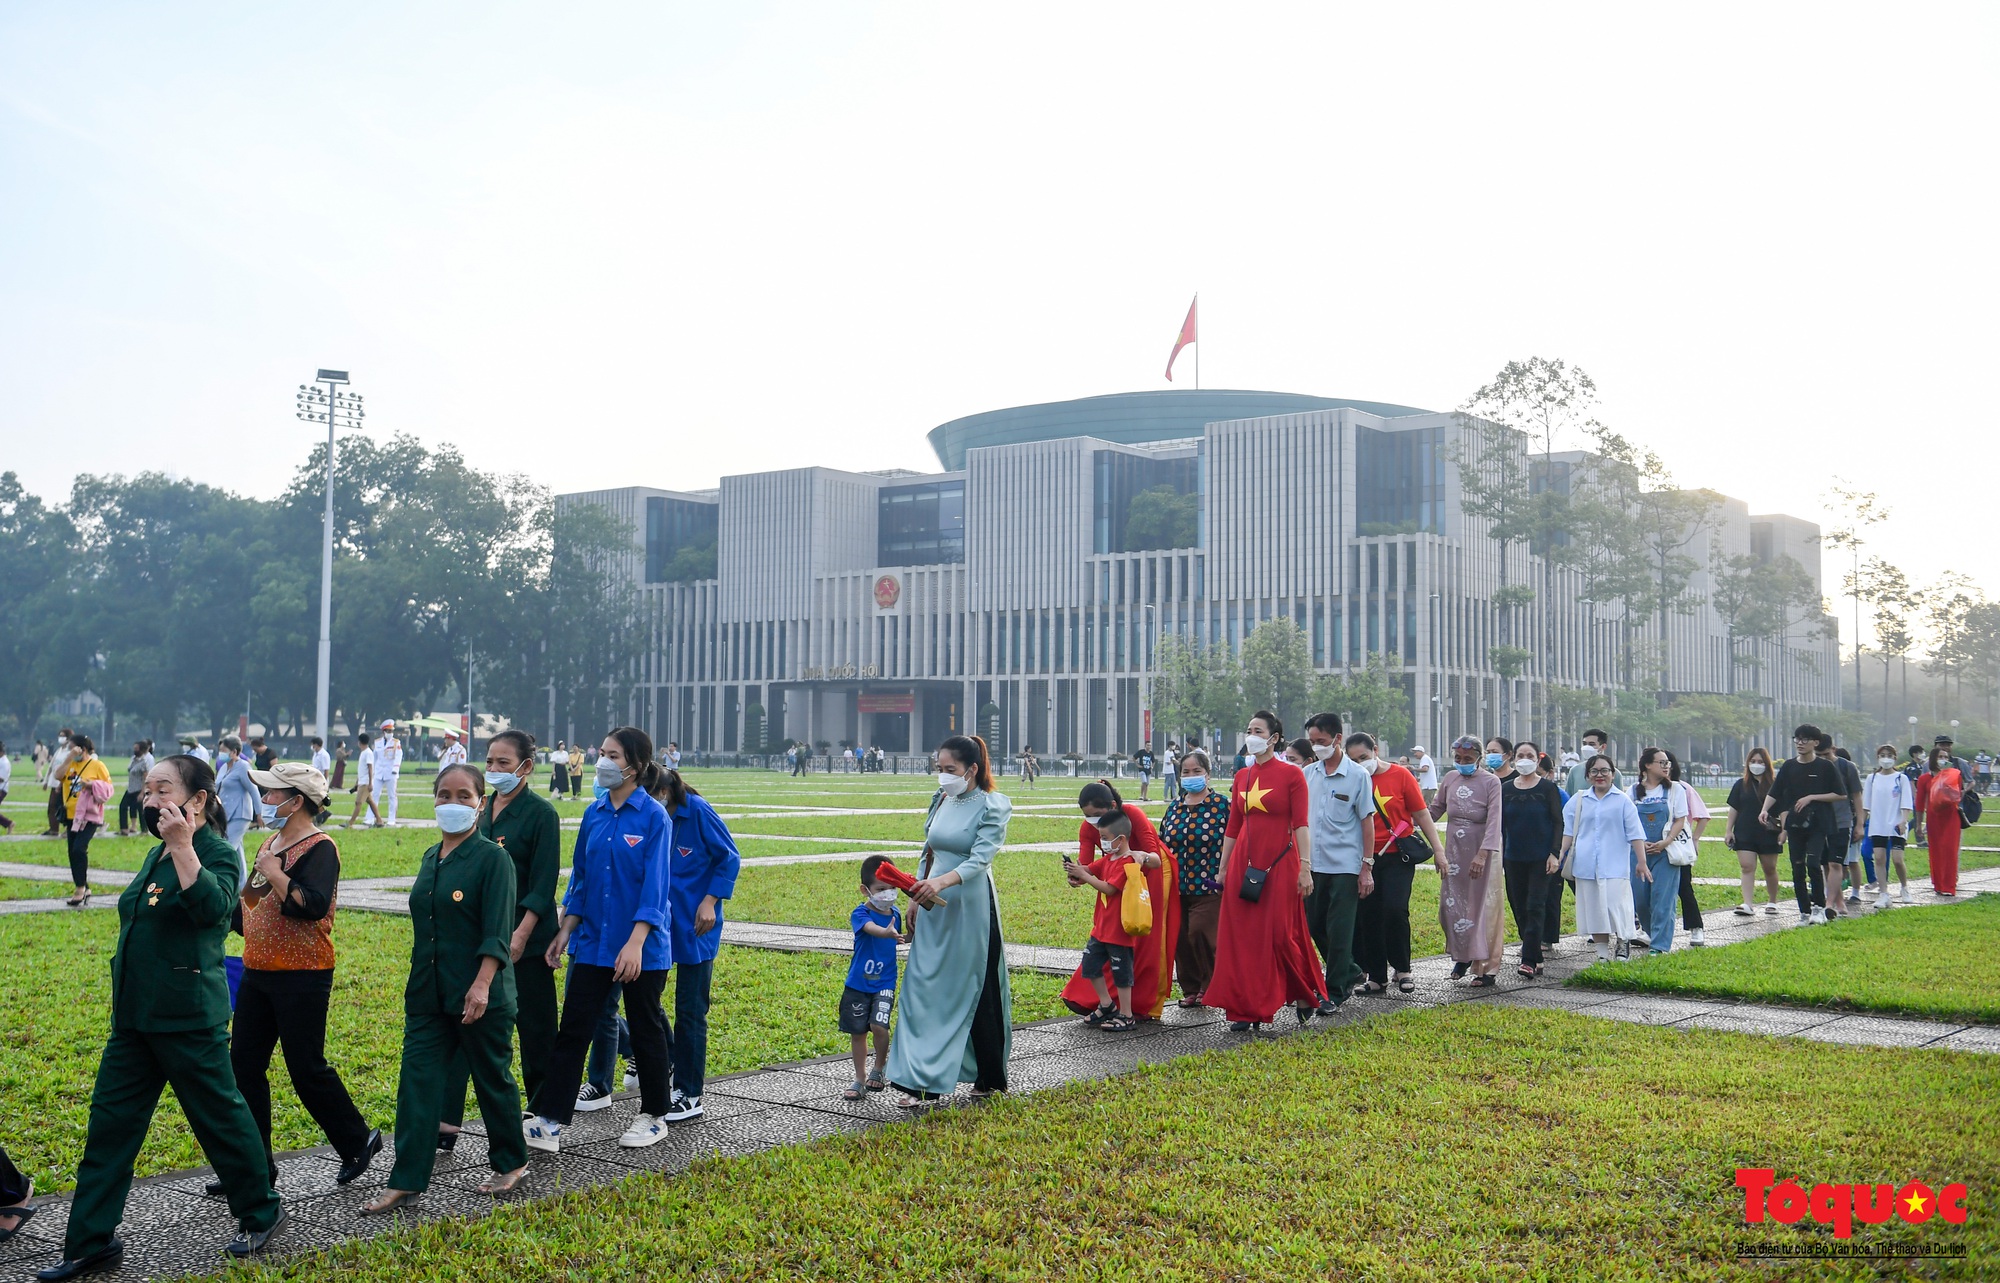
[
  {"xmin": 1877, "ymin": 756, "xmax": 1897, "ymax": 769},
  {"xmin": 1311, "ymin": 743, "xmax": 1336, "ymax": 760},
  {"xmin": 867, "ymin": 888, "xmax": 897, "ymax": 912},
  {"xmin": 1516, "ymin": 757, "xmax": 1538, "ymax": 774},
  {"xmin": 1243, "ymin": 735, "xmax": 1270, "ymax": 757},
  {"xmin": 937, "ymin": 771, "xmax": 969, "ymax": 796},
  {"xmin": 1355, "ymin": 756, "xmax": 1385, "ymax": 775},
  {"xmin": 1748, "ymin": 761, "xmax": 1767, "ymax": 776}
]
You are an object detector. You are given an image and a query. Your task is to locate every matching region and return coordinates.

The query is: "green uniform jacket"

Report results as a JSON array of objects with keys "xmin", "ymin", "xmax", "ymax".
[
  {"xmin": 405, "ymin": 833, "xmax": 518, "ymax": 1017},
  {"xmin": 480, "ymin": 787, "xmax": 563, "ymax": 954},
  {"xmin": 111, "ymin": 826, "xmax": 241, "ymax": 1032}
]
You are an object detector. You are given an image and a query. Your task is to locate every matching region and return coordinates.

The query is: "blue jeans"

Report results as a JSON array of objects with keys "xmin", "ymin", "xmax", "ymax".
[
  {"xmin": 669, "ymin": 959, "xmax": 714, "ymax": 1098},
  {"xmin": 1631, "ymin": 850, "xmax": 1680, "ymax": 952}
]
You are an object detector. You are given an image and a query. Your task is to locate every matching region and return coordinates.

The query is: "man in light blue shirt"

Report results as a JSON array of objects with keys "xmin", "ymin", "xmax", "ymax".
[{"xmin": 1302, "ymin": 712, "xmax": 1378, "ymax": 1011}]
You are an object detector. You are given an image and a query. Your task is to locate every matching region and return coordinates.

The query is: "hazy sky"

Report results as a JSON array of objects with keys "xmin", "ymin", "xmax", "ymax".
[{"xmin": 3, "ymin": 2, "xmax": 1994, "ymax": 645}]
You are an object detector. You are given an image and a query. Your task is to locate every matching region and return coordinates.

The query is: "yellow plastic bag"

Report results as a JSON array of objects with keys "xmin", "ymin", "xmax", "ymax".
[{"xmin": 1119, "ymin": 866, "xmax": 1153, "ymax": 937}]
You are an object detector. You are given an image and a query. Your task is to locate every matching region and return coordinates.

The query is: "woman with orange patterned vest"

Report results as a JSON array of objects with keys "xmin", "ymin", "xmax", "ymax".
[{"xmin": 222, "ymin": 762, "xmax": 380, "ymax": 1194}]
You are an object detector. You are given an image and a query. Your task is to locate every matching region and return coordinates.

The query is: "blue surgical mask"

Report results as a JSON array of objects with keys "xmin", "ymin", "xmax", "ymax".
[
  {"xmin": 484, "ymin": 769, "xmax": 521, "ymax": 795},
  {"xmin": 593, "ymin": 784, "xmax": 610, "ymax": 804},
  {"xmin": 1457, "ymin": 762, "xmax": 1478, "ymax": 776},
  {"xmin": 435, "ymin": 803, "xmax": 479, "ymax": 834},
  {"xmin": 1485, "ymin": 753, "xmax": 1505, "ymax": 770},
  {"xmin": 259, "ymin": 803, "xmax": 281, "ymax": 825},
  {"xmin": 1181, "ymin": 775, "xmax": 1207, "ymax": 793}
]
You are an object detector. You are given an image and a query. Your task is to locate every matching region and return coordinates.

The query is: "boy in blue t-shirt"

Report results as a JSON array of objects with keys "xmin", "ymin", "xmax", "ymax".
[{"xmin": 842, "ymin": 855, "xmax": 903, "ymax": 1100}]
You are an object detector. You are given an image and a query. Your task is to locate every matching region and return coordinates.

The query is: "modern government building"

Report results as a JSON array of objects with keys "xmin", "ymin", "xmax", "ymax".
[{"xmin": 558, "ymin": 390, "xmax": 1840, "ymax": 759}]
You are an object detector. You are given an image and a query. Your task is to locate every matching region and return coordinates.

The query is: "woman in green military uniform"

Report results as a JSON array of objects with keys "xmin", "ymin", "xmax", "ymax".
[
  {"xmin": 40, "ymin": 756, "xmax": 287, "ymax": 1281},
  {"xmin": 361, "ymin": 765, "xmax": 529, "ymax": 1214},
  {"xmin": 436, "ymin": 729, "xmax": 561, "ymax": 1146}
]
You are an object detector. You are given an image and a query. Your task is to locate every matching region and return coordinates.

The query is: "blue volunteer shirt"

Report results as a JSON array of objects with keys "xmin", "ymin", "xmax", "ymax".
[
  {"xmin": 563, "ymin": 786, "xmax": 674, "ymax": 971},
  {"xmin": 847, "ymin": 903, "xmax": 900, "ymax": 993},
  {"xmin": 668, "ymin": 793, "xmax": 741, "ymax": 965}
]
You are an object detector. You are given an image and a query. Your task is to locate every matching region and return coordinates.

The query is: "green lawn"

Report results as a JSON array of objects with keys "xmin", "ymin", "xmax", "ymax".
[
  {"xmin": 224, "ymin": 1003, "xmax": 2000, "ymax": 1282},
  {"xmin": 1570, "ymin": 894, "xmax": 2000, "ymax": 1024},
  {"xmin": 0, "ymin": 877, "xmax": 121, "ymax": 901},
  {"xmin": 0, "ymin": 911, "xmax": 1071, "ymax": 1194}
]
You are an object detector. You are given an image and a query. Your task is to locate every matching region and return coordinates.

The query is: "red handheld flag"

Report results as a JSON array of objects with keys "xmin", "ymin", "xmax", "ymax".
[
  {"xmin": 874, "ymin": 859, "xmax": 936, "ymax": 910},
  {"xmin": 1165, "ymin": 295, "xmax": 1198, "ymax": 382}
]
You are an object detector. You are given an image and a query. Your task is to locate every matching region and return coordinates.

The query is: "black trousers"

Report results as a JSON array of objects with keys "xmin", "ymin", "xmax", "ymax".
[
  {"xmin": 1787, "ymin": 830, "xmax": 1829, "ymax": 914},
  {"xmin": 67, "ymin": 822, "xmax": 99, "ymax": 885},
  {"xmin": 229, "ymin": 967, "xmax": 373, "ymax": 1178},
  {"xmin": 1354, "ymin": 857, "xmax": 1416, "ymax": 983},
  {"xmin": 118, "ymin": 789, "xmax": 144, "ymax": 831},
  {"xmin": 1678, "ymin": 862, "xmax": 1705, "ymax": 928},
  {"xmin": 1539, "ymin": 874, "xmax": 1567, "ymax": 946},
  {"xmin": 0, "ymin": 1143, "xmax": 27, "ymax": 1203},
  {"xmin": 1502, "ymin": 861, "xmax": 1552, "ymax": 967},
  {"xmin": 965, "ymin": 886, "xmax": 1009, "ymax": 1094},
  {"xmin": 534, "ymin": 963, "xmax": 672, "ymax": 1124}
]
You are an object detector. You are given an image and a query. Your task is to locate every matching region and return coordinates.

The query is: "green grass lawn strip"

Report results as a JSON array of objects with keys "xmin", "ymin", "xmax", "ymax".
[
  {"xmin": 221, "ymin": 1003, "xmax": 2000, "ymax": 1282},
  {"xmin": 1569, "ymin": 894, "xmax": 2000, "ymax": 1024}
]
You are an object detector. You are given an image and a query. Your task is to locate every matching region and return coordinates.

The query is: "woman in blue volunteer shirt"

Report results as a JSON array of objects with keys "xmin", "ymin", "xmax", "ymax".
[
  {"xmin": 523, "ymin": 726, "xmax": 676, "ymax": 1154},
  {"xmin": 657, "ymin": 768, "xmax": 738, "ymax": 1121}
]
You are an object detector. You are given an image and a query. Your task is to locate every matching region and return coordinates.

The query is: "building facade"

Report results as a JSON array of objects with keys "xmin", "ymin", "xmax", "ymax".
[{"xmin": 559, "ymin": 390, "xmax": 1840, "ymax": 757}]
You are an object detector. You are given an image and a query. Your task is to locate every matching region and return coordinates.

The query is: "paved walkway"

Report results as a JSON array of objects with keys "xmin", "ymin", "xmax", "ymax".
[{"xmin": 2, "ymin": 860, "xmax": 1994, "ymax": 1278}]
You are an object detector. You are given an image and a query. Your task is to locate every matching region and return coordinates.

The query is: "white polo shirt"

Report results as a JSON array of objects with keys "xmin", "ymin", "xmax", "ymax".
[
  {"xmin": 356, "ymin": 746, "xmax": 376, "ymax": 787},
  {"xmin": 311, "ymin": 748, "xmax": 331, "ymax": 773}
]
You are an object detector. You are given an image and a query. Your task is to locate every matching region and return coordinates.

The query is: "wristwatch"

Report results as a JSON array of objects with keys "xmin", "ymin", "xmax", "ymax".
[{"xmin": 1362, "ymin": 856, "xmax": 1375, "ymax": 866}]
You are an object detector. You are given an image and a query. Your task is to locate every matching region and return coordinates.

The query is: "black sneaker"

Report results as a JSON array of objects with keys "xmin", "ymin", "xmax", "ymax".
[
  {"xmin": 663, "ymin": 1090, "xmax": 703, "ymax": 1122},
  {"xmin": 1316, "ymin": 998, "xmax": 1341, "ymax": 1018},
  {"xmin": 574, "ymin": 1083, "xmax": 616, "ymax": 1113}
]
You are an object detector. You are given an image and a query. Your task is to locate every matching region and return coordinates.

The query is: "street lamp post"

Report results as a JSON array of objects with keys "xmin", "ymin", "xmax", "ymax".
[{"xmin": 295, "ymin": 370, "xmax": 364, "ymax": 747}]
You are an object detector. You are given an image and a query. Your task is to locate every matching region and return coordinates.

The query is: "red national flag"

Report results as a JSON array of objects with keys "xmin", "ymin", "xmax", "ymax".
[{"xmin": 1164, "ymin": 295, "xmax": 1198, "ymax": 381}]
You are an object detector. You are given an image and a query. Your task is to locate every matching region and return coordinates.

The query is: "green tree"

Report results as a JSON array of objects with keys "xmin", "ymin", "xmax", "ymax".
[
  {"xmin": 0, "ymin": 472, "xmax": 84, "ymax": 739},
  {"xmin": 1123, "ymin": 486, "xmax": 1197, "ymax": 552},
  {"xmin": 1460, "ymin": 358, "xmax": 1605, "ymax": 682},
  {"xmin": 1238, "ymin": 619, "xmax": 1314, "ymax": 736},
  {"xmin": 1309, "ymin": 653, "xmax": 1412, "ymax": 748}
]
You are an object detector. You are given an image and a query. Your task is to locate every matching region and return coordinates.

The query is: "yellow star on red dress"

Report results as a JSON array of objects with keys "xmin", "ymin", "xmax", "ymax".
[{"xmin": 1240, "ymin": 780, "xmax": 1272, "ymax": 813}]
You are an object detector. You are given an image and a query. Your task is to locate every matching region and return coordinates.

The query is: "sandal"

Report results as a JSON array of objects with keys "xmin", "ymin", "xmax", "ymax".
[
  {"xmin": 1465, "ymin": 973, "xmax": 1497, "ymax": 988},
  {"xmin": 865, "ymin": 1072, "xmax": 887, "ymax": 1092},
  {"xmin": 1099, "ymin": 1015, "xmax": 1137, "ymax": 1032},
  {"xmin": 1449, "ymin": 961, "xmax": 1470, "ymax": 980},
  {"xmin": 1176, "ymin": 995, "xmax": 1205, "ymax": 1008},
  {"xmin": 1394, "ymin": 973, "xmax": 1415, "ymax": 993},
  {"xmin": 436, "ymin": 1125, "xmax": 461, "ymax": 1152},
  {"xmin": 65, "ymin": 890, "xmax": 91, "ymax": 908},
  {"xmin": 0, "ymin": 1196, "xmax": 38, "ymax": 1243},
  {"xmin": 842, "ymin": 1081, "xmax": 866, "ymax": 1101},
  {"xmin": 894, "ymin": 1092, "xmax": 931, "ymax": 1109},
  {"xmin": 1082, "ymin": 1004, "xmax": 1114, "ymax": 1027},
  {"xmin": 1516, "ymin": 963, "xmax": 1538, "ymax": 978},
  {"xmin": 478, "ymin": 1167, "xmax": 528, "ymax": 1195},
  {"xmin": 360, "ymin": 1189, "xmax": 419, "ymax": 1216},
  {"xmin": 1360, "ymin": 980, "xmax": 1386, "ymax": 994}
]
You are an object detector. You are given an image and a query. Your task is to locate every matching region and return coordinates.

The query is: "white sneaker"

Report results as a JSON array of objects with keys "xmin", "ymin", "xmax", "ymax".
[
  {"xmin": 1897, "ymin": 890, "xmax": 1914, "ymax": 904},
  {"xmin": 663, "ymin": 1090, "xmax": 703, "ymax": 1122},
  {"xmin": 1630, "ymin": 929, "xmax": 1651, "ymax": 947},
  {"xmin": 1689, "ymin": 928, "xmax": 1705, "ymax": 946},
  {"xmin": 574, "ymin": 1083, "xmax": 615, "ymax": 1113},
  {"xmin": 622, "ymin": 1071, "xmax": 637, "ymax": 1091},
  {"xmin": 522, "ymin": 1115, "xmax": 562, "ymax": 1153},
  {"xmin": 1876, "ymin": 891, "xmax": 1893, "ymax": 909},
  {"xmin": 1809, "ymin": 908, "xmax": 1827, "ymax": 925},
  {"xmin": 618, "ymin": 1113, "xmax": 667, "ymax": 1148}
]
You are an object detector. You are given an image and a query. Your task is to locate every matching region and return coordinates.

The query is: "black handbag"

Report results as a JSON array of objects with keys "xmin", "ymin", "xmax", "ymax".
[
  {"xmin": 1961, "ymin": 791, "xmax": 1983, "ymax": 827},
  {"xmin": 1238, "ymin": 842, "xmax": 1291, "ymax": 903},
  {"xmin": 1393, "ymin": 833, "xmax": 1433, "ymax": 864}
]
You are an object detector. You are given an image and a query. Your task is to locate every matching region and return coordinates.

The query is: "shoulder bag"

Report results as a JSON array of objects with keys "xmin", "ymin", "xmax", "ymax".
[{"xmin": 1238, "ymin": 841, "xmax": 1292, "ymax": 903}]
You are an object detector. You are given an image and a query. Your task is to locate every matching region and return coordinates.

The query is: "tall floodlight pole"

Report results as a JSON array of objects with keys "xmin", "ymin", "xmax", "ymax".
[{"xmin": 296, "ymin": 371, "xmax": 365, "ymax": 747}]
